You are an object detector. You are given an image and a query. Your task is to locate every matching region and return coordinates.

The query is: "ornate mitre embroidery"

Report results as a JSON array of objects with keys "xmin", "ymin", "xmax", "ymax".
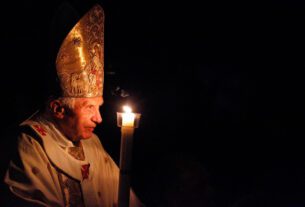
[{"xmin": 56, "ymin": 4, "xmax": 104, "ymax": 97}]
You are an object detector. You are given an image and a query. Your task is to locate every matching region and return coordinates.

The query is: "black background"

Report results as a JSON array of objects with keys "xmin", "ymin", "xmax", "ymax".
[{"xmin": 1, "ymin": 0, "xmax": 305, "ymax": 206}]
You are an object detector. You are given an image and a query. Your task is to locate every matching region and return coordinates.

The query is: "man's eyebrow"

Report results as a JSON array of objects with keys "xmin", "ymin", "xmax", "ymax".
[
  {"xmin": 81, "ymin": 100, "xmax": 89, "ymax": 107},
  {"xmin": 81, "ymin": 100, "xmax": 103, "ymax": 107}
]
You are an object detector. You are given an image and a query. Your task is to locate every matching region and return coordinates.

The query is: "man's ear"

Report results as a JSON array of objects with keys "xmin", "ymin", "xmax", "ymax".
[{"xmin": 49, "ymin": 100, "xmax": 65, "ymax": 119}]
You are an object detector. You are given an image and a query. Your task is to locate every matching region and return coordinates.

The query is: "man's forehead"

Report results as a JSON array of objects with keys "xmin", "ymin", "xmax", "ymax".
[{"xmin": 76, "ymin": 97, "xmax": 104, "ymax": 106}]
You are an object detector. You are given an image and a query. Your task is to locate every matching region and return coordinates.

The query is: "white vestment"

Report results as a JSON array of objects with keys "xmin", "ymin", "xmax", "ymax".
[{"xmin": 4, "ymin": 113, "xmax": 142, "ymax": 207}]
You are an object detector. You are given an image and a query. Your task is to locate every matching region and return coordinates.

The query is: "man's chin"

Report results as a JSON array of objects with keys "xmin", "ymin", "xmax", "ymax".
[{"xmin": 82, "ymin": 132, "xmax": 94, "ymax": 139}]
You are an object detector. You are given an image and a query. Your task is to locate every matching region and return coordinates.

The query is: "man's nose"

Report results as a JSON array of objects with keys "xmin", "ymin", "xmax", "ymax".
[{"xmin": 92, "ymin": 109, "xmax": 102, "ymax": 124}]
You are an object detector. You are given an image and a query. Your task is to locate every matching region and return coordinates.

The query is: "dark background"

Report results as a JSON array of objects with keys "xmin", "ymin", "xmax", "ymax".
[{"xmin": 1, "ymin": 0, "xmax": 305, "ymax": 206}]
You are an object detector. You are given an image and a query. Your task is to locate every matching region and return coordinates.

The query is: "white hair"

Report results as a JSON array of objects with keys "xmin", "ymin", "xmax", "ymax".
[{"xmin": 57, "ymin": 97, "xmax": 76, "ymax": 110}]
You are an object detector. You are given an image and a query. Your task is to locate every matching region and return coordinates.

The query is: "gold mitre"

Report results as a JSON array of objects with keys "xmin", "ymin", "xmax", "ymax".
[{"xmin": 56, "ymin": 4, "xmax": 104, "ymax": 97}]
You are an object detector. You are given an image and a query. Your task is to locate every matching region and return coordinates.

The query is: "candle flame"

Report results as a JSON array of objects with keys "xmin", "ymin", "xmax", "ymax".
[{"xmin": 123, "ymin": 105, "xmax": 132, "ymax": 113}]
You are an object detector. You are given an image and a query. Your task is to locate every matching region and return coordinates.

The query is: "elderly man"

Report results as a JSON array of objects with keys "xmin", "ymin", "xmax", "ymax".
[{"xmin": 4, "ymin": 3, "xmax": 143, "ymax": 207}]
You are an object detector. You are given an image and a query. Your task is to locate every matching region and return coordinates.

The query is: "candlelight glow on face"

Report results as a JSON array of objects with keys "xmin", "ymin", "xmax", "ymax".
[{"xmin": 122, "ymin": 105, "xmax": 135, "ymax": 127}]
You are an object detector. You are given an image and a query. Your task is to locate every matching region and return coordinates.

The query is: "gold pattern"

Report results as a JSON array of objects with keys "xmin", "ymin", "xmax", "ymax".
[
  {"xmin": 58, "ymin": 173, "xmax": 84, "ymax": 207},
  {"xmin": 68, "ymin": 146, "xmax": 85, "ymax": 161},
  {"xmin": 58, "ymin": 142, "xmax": 86, "ymax": 206},
  {"xmin": 56, "ymin": 5, "xmax": 104, "ymax": 98}
]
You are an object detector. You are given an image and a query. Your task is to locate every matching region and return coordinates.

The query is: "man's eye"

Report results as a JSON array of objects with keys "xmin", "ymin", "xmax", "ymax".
[{"xmin": 87, "ymin": 105, "xmax": 94, "ymax": 110}]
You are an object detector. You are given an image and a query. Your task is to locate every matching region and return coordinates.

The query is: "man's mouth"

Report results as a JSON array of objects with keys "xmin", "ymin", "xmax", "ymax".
[{"xmin": 87, "ymin": 127, "xmax": 95, "ymax": 132}]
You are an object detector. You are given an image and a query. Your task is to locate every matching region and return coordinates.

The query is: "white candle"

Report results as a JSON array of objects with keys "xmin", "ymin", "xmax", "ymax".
[
  {"xmin": 120, "ymin": 106, "xmax": 135, "ymax": 170},
  {"xmin": 118, "ymin": 105, "xmax": 136, "ymax": 207},
  {"xmin": 122, "ymin": 106, "xmax": 135, "ymax": 127}
]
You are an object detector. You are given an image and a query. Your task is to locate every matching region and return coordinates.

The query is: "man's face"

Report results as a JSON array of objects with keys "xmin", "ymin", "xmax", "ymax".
[{"xmin": 61, "ymin": 97, "xmax": 103, "ymax": 142}]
